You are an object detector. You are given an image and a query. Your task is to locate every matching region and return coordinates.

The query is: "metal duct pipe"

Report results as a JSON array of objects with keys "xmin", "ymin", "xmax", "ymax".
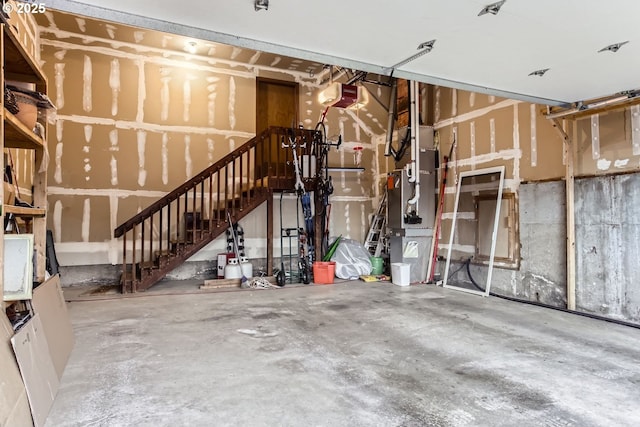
[
  {"xmin": 407, "ymin": 80, "xmax": 420, "ymax": 206},
  {"xmin": 384, "ymin": 79, "xmax": 398, "ymax": 156}
]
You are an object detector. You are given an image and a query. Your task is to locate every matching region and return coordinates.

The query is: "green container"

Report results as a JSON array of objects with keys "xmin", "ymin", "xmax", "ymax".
[{"xmin": 371, "ymin": 257, "xmax": 384, "ymax": 275}]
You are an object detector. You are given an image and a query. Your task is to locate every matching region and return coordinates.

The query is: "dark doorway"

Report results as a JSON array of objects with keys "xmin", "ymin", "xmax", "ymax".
[
  {"xmin": 256, "ymin": 78, "xmax": 299, "ymax": 131},
  {"xmin": 256, "ymin": 78, "xmax": 299, "ymax": 179}
]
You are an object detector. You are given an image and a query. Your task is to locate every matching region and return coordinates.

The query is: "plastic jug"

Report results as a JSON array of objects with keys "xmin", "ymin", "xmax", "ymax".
[
  {"xmin": 224, "ymin": 258, "xmax": 242, "ymax": 279},
  {"xmin": 240, "ymin": 256, "xmax": 253, "ymax": 278}
]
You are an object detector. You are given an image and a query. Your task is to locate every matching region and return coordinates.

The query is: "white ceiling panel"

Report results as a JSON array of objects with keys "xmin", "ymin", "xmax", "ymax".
[{"xmin": 47, "ymin": 0, "xmax": 640, "ymax": 106}]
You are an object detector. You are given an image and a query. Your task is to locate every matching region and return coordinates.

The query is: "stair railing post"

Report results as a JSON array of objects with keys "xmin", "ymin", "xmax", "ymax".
[
  {"xmin": 132, "ymin": 224, "xmax": 137, "ymax": 289},
  {"xmin": 200, "ymin": 179, "xmax": 205, "ymax": 239},
  {"xmin": 158, "ymin": 207, "xmax": 163, "ymax": 263},
  {"xmin": 149, "ymin": 215, "xmax": 154, "ymax": 269},
  {"xmin": 216, "ymin": 170, "xmax": 221, "ymax": 227},
  {"xmin": 167, "ymin": 200, "xmax": 172, "ymax": 256},
  {"xmin": 208, "ymin": 174, "xmax": 214, "ymax": 233},
  {"xmin": 233, "ymin": 159, "xmax": 237, "ymax": 217},
  {"xmin": 191, "ymin": 185, "xmax": 197, "ymax": 243},
  {"xmin": 122, "ymin": 233, "xmax": 127, "ymax": 292},
  {"xmin": 176, "ymin": 195, "xmax": 181, "ymax": 251}
]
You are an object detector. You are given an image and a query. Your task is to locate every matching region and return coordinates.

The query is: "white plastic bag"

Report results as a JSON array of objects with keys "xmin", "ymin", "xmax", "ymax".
[{"xmin": 331, "ymin": 238, "xmax": 373, "ymax": 279}]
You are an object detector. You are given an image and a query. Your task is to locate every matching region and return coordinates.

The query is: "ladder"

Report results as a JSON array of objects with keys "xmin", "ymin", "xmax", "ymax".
[{"xmin": 364, "ymin": 192, "xmax": 387, "ymax": 257}]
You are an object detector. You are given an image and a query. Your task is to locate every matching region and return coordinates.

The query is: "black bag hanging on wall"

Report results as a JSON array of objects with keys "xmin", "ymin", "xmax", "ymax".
[{"xmin": 46, "ymin": 229, "xmax": 60, "ymax": 277}]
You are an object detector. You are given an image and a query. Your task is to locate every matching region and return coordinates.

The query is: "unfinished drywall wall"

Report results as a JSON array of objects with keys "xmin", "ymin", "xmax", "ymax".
[
  {"xmin": 574, "ymin": 108, "xmax": 640, "ymax": 176},
  {"xmin": 37, "ymin": 11, "xmax": 386, "ymax": 281},
  {"xmin": 433, "ymin": 87, "xmax": 564, "ymax": 272}
]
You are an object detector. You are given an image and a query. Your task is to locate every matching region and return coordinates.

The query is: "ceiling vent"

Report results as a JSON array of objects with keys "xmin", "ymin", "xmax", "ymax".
[
  {"xmin": 478, "ymin": 0, "xmax": 506, "ymax": 16},
  {"xmin": 254, "ymin": 0, "xmax": 269, "ymax": 11}
]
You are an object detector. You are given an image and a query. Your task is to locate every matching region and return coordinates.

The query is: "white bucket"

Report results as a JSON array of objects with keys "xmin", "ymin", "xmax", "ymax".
[
  {"xmin": 391, "ymin": 262, "xmax": 411, "ymax": 286},
  {"xmin": 217, "ymin": 254, "xmax": 227, "ymax": 279},
  {"xmin": 224, "ymin": 258, "xmax": 242, "ymax": 279},
  {"xmin": 240, "ymin": 256, "xmax": 253, "ymax": 278}
]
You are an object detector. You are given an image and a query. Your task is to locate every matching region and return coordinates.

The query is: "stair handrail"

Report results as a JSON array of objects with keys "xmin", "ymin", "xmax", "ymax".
[
  {"xmin": 114, "ymin": 126, "xmax": 316, "ymax": 238},
  {"xmin": 114, "ymin": 127, "xmax": 267, "ymax": 238}
]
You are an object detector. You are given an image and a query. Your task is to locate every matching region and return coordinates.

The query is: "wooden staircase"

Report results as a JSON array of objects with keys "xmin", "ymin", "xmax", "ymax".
[{"xmin": 114, "ymin": 126, "xmax": 318, "ymax": 293}]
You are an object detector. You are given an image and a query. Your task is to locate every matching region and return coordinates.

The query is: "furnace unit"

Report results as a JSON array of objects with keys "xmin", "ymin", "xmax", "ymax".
[{"xmin": 388, "ymin": 126, "xmax": 437, "ymax": 283}]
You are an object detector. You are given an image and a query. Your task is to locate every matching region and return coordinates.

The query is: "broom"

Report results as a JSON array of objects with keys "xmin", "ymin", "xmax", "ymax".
[{"xmin": 227, "ymin": 212, "xmax": 249, "ymax": 288}]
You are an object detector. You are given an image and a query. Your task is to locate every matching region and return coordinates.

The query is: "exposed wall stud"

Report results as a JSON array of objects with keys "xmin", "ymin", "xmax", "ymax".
[
  {"xmin": 470, "ymin": 121, "xmax": 476, "ymax": 170},
  {"xmin": 490, "ymin": 118, "xmax": 496, "ymax": 153},
  {"xmin": 631, "ymin": 105, "xmax": 640, "ymax": 155},
  {"xmin": 530, "ymin": 104, "xmax": 537, "ymax": 167},
  {"xmin": 591, "ymin": 114, "xmax": 600, "ymax": 159}
]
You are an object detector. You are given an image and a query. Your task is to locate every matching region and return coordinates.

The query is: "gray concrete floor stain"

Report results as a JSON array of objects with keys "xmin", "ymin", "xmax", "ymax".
[{"xmin": 46, "ymin": 282, "xmax": 640, "ymax": 427}]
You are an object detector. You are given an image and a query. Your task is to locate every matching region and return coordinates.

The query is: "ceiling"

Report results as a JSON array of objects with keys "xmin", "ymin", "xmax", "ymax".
[
  {"xmin": 38, "ymin": 10, "xmax": 330, "ymax": 79},
  {"xmin": 47, "ymin": 0, "xmax": 640, "ymax": 107}
]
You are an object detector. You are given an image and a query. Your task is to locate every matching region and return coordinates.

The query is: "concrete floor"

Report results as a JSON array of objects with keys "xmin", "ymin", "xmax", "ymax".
[{"xmin": 46, "ymin": 281, "xmax": 640, "ymax": 427}]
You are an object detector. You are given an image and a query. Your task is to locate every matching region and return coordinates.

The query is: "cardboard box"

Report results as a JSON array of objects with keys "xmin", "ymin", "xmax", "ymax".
[
  {"xmin": 4, "ymin": 181, "xmax": 15, "ymax": 206},
  {"xmin": 0, "ymin": 313, "xmax": 33, "ymax": 427},
  {"xmin": 11, "ymin": 314, "xmax": 59, "ymax": 427},
  {"xmin": 32, "ymin": 274, "xmax": 74, "ymax": 379}
]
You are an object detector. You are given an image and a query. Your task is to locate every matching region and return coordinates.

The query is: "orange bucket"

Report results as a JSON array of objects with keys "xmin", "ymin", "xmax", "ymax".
[{"xmin": 313, "ymin": 261, "xmax": 336, "ymax": 284}]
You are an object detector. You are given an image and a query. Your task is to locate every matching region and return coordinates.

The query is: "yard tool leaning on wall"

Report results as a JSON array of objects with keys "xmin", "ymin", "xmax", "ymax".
[{"xmin": 427, "ymin": 135, "xmax": 456, "ymax": 283}]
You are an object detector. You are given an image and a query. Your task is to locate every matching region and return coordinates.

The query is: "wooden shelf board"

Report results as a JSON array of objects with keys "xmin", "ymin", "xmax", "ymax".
[
  {"xmin": 3, "ymin": 23, "xmax": 46, "ymax": 83},
  {"xmin": 4, "ymin": 109, "xmax": 44, "ymax": 149},
  {"xmin": 4, "ymin": 205, "xmax": 46, "ymax": 217}
]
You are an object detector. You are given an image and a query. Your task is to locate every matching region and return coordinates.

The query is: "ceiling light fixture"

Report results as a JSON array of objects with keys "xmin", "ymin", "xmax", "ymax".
[
  {"xmin": 185, "ymin": 41, "xmax": 197, "ymax": 54},
  {"xmin": 528, "ymin": 68, "xmax": 549, "ymax": 77},
  {"xmin": 478, "ymin": 0, "xmax": 506, "ymax": 16},
  {"xmin": 254, "ymin": 0, "xmax": 269, "ymax": 11},
  {"xmin": 598, "ymin": 41, "xmax": 629, "ymax": 53}
]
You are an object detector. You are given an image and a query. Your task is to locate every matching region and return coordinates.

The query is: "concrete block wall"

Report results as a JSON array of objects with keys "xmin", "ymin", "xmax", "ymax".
[
  {"xmin": 575, "ymin": 173, "xmax": 640, "ymax": 323},
  {"xmin": 488, "ymin": 181, "xmax": 567, "ymax": 307}
]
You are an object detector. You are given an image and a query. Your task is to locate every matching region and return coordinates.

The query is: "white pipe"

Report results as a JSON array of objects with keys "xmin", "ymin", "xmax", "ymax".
[{"xmin": 407, "ymin": 80, "xmax": 420, "ymax": 206}]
